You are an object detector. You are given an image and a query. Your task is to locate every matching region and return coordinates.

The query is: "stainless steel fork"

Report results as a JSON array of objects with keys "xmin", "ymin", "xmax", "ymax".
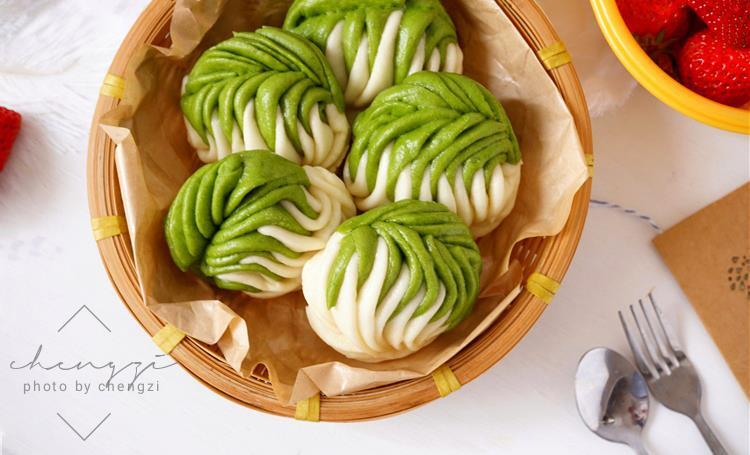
[{"xmin": 618, "ymin": 293, "xmax": 728, "ymax": 455}]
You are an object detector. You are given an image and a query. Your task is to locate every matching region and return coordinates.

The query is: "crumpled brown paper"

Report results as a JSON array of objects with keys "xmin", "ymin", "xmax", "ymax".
[{"xmin": 99, "ymin": 0, "xmax": 588, "ymax": 404}]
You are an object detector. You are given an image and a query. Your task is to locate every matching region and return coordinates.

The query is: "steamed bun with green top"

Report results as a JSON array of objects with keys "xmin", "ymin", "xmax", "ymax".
[
  {"xmin": 165, "ymin": 150, "xmax": 355, "ymax": 298},
  {"xmin": 302, "ymin": 200, "xmax": 481, "ymax": 362},
  {"xmin": 344, "ymin": 71, "xmax": 522, "ymax": 238},
  {"xmin": 181, "ymin": 27, "xmax": 349, "ymax": 170},
  {"xmin": 284, "ymin": 0, "xmax": 463, "ymax": 107}
]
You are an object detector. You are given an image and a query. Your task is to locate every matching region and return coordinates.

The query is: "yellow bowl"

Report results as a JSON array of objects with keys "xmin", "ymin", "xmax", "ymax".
[{"xmin": 590, "ymin": 0, "xmax": 750, "ymax": 134}]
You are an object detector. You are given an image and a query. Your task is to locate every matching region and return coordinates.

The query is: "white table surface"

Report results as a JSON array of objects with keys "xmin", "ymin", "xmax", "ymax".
[{"xmin": 0, "ymin": 1, "xmax": 748, "ymax": 454}]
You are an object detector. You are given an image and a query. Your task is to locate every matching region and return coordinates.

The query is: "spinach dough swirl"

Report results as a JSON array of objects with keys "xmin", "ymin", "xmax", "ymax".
[
  {"xmin": 344, "ymin": 72, "xmax": 522, "ymax": 238},
  {"xmin": 284, "ymin": 0, "xmax": 463, "ymax": 107},
  {"xmin": 165, "ymin": 150, "xmax": 355, "ymax": 298},
  {"xmin": 302, "ymin": 200, "xmax": 481, "ymax": 362},
  {"xmin": 181, "ymin": 27, "xmax": 349, "ymax": 169}
]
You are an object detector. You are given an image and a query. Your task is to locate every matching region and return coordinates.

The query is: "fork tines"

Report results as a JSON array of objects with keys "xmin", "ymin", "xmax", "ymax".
[{"xmin": 618, "ymin": 292, "xmax": 681, "ymax": 379}]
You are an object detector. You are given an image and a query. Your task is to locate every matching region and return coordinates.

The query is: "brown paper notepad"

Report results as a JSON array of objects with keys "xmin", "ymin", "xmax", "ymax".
[{"xmin": 654, "ymin": 182, "xmax": 750, "ymax": 397}]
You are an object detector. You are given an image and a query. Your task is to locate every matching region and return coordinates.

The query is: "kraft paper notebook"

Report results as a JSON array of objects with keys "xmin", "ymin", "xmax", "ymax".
[{"xmin": 654, "ymin": 182, "xmax": 750, "ymax": 397}]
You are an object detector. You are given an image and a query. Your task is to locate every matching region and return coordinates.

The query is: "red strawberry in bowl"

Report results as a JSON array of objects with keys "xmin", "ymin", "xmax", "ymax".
[
  {"xmin": 687, "ymin": 0, "xmax": 750, "ymax": 49},
  {"xmin": 678, "ymin": 30, "xmax": 750, "ymax": 106},
  {"xmin": 0, "ymin": 107, "xmax": 22, "ymax": 172},
  {"xmin": 616, "ymin": 0, "xmax": 692, "ymax": 52}
]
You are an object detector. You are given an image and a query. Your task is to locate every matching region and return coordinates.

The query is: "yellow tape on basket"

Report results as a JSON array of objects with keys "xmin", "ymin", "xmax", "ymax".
[
  {"xmin": 100, "ymin": 74, "xmax": 125, "ymax": 99},
  {"xmin": 152, "ymin": 324, "xmax": 186, "ymax": 354},
  {"xmin": 432, "ymin": 364, "xmax": 461, "ymax": 397},
  {"xmin": 538, "ymin": 42, "xmax": 572, "ymax": 70},
  {"xmin": 295, "ymin": 393, "xmax": 320, "ymax": 422},
  {"xmin": 526, "ymin": 272, "xmax": 560, "ymax": 304},
  {"xmin": 91, "ymin": 216, "xmax": 128, "ymax": 241},
  {"xmin": 585, "ymin": 154, "xmax": 594, "ymax": 178}
]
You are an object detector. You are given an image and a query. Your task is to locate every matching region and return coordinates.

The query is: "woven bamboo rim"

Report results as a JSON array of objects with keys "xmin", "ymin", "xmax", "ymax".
[{"xmin": 87, "ymin": 0, "xmax": 593, "ymax": 421}]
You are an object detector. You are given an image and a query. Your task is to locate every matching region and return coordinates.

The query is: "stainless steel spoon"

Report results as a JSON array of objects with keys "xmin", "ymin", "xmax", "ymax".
[{"xmin": 575, "ymin": 347, "xmax": 650, "ymax": 454}]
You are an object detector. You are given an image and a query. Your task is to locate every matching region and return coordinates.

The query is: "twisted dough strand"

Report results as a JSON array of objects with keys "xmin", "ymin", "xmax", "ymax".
[
  {"xmin": 302, "ymin": 200, "xmax": 481, "ymax": 361},
  {"xmin": 284, "ymin": 0, "xmax": 463, "ymax": 107},
  {"xmin": 165, "ymin": 150, "xmax": 355, "ymax": 298},
  {"xmin": 181, "ymin": 27, "xmax": 349, "ymax": 169},
  {"xmin": 344, "ymin": 71, "xmax": 522, "ymax": 237}
]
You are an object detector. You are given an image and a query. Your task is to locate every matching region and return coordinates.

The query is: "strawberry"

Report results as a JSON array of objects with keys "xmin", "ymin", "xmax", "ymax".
[
  {"xmin": 616, "ymin": 0, "xmax": 691, "ymax": 52},
  {"xmin": 678, "ymin": 30, "xmax": 750, "ymax": 106},
  {"xmin": 688, "ymin": 0, "xmax": 750, "ymax": 48},
  {"xmin": 0, "ymin": 107, "xmax": 22, "ymax": 172}
]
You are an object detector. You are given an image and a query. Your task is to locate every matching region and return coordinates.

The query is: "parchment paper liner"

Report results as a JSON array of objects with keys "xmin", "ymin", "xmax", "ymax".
[{"xmin": 100, "ymin": 0, "xmax": 588, "ymax": 404}]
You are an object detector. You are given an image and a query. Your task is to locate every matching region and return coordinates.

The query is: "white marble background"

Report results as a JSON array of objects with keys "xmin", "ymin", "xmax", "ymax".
[{"xmin": 0, "ymin": 0, "xmax": 748, "ymax": 454}]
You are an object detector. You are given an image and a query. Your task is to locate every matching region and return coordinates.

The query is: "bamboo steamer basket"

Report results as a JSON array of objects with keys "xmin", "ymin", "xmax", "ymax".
[{"xmin": 87, "ymin": 0, "xmax": 593, "ymax": 421}]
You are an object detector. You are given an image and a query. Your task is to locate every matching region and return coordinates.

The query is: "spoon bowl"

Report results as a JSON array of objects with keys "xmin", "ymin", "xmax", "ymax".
[{"xmin": 575, "ymin": 347, "xmax": 650, "ymax": 454}]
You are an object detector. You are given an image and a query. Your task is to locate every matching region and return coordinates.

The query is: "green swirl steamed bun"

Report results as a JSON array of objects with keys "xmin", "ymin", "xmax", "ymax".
[
  {"xmin": 165, "ymin": 150, "xmax": 355, "ymax": 298},
  {"xmin": 344, "ymin": 71, "xmax": 522, "ymax": 238},
  {"xmin": 181, "ymin": 27, "xmax": 349, "ymax": 170},
  {"xmin": 284, "ymin": 0, "xmax": 463, "ymax": 107},
  {"xmin": 302, "ymin": 200, "xmax": 481, "ymax": 361}
]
